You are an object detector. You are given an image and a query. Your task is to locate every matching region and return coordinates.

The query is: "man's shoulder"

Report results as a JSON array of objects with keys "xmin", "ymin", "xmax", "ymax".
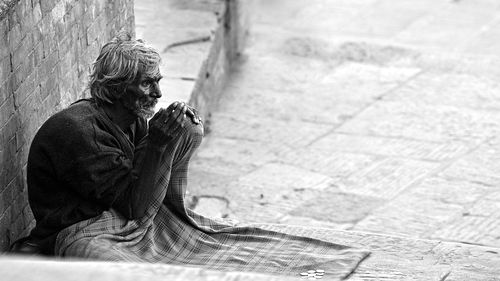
[
  {"xmin": 38, "ymin": 99, "xmax": 98, "ymax": 137},
  {"xmin": 53, "ymin": 99, "xmax": 96, "ymax": 120}
]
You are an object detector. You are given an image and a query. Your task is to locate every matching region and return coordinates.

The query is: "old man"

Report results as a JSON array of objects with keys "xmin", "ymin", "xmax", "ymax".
[
  {"xmin": 17, "ymin": 32, "xmax": 202, "ymax": 255},
  {"xmin": 13, "ymin": 32, "xmax": 368, "ymax": 279}
]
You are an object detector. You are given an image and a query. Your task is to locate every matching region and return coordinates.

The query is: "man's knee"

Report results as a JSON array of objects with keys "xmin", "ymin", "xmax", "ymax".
[
  {"xmin": 170, "ymin": 120, "xmax": 203, "ymax": 166},
  {"xmin": 179, "ymin": 119, "xmax": 204, "ymax": 149}
]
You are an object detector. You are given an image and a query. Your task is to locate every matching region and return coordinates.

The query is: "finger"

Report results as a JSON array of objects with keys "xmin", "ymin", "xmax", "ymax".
[
  {"xmin": 164, "ymin": 107, "xmax": 183, "ymax": 129},
  {"xmin": 150, "ymin": 108, "xmax": 164, "ymax": 122},
  {"xmin": 178, "ymin": 104, "xmax": 187, "ymax": 117},
  {"xmin": 153, "ymin": 108, "xmax": 170, "ymax": 124},
  {"xmin": 184, "ymin": 105, "xmax": 199, "ymax": 123},
  {"xmin": 180, "ymin": 105, "xmax": 187, "ymax": 125},
  {"xmin": 185, "ymin": 106, "xmax": 195, "ymax": 117},
  {"xmin": 167, "ymin": 101, "xmax": 186, "ymax": 117},
  {"xmin": 171, "ymin": 105, "xmax": 184, "ymax": 119},
  {"xmin": 173, "ymin": 105, "xmax": 187, "ymax": 127},
  {"xmin": 186, "ymin": 107, "xmax": 200, "ymax": 124},
  {"xmin": 166, "ymin": 102, "xmax": 179, "ymax": 112},
  {"xmin": 177, "ymin": 113, "xmax": 187, "ymax": 128}
]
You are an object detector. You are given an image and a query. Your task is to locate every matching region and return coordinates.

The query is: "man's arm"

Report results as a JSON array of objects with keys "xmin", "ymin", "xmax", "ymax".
[{"xmin": 115, "ymin": 102, "xmax": 189, "ymax": 219}]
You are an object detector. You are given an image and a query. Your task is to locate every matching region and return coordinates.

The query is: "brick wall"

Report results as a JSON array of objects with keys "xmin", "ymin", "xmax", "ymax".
[{"xmin": 0, "ymin": 0, "xmax": 135, "ymax": 251}]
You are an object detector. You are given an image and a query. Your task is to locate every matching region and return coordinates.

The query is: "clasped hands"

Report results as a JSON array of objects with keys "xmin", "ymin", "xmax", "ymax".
[{"xmin": 148, "ymin": 101, "xmax": 201, "ymax": 146}]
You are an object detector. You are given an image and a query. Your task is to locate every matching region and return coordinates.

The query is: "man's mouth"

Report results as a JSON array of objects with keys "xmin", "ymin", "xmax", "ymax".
[
  {"xmin": 142, "ymin": 99, "xmax": 157, "ymax": 110},
  {"xmin": 138, "ymin": 99, "xmax": 157, "ymax": 118}
]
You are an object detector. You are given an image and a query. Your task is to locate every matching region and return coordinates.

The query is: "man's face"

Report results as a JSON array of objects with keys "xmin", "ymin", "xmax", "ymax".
[{"xmin": 121, "ymin": 67, "xmax": 163, "ymax": 119}]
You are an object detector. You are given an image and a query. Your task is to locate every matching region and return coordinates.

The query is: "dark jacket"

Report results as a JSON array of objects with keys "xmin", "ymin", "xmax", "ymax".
[{"xmin": 27, "ymin": 99, "xmax": 147, "ymax": 255}]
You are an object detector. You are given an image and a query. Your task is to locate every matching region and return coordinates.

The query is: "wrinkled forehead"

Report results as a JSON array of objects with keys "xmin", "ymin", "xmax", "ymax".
[{"xmin": 140, "ymin": 64, "xmax": 162, "ymax": 80}]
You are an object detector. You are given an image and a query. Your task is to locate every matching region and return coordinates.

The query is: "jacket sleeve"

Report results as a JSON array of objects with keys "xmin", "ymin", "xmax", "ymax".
[{"xmin": 49, "ymin": 115, "xmax": 137, "ymax": 210}]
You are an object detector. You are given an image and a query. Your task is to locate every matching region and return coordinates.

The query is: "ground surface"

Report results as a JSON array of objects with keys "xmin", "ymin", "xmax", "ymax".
[
  {"xmin": 4, "ymin": 0, "xmax": 500, "ymax": 281},
  {"xmin": 186, "ymin": 0, "xmax": 500, "ymax": 279},
  {"xmin": 5, "ymin": 1, "xmax": 500, "ymax": 280}
]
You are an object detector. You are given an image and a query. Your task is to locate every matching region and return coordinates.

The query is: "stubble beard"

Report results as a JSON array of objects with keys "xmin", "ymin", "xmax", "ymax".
[
  {"xmin": 129, "ymin": 99, "xmax": 157, "ymax": 119},
  {"xmin": 121, "ymin": 88, "xmax": 158, "ymax": 119}
]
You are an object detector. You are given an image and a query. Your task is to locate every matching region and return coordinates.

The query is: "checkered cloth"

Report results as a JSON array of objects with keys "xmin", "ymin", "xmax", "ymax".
[{"xmin": 54, "ymin": 121, "xmax": 369, "ymax": 280}]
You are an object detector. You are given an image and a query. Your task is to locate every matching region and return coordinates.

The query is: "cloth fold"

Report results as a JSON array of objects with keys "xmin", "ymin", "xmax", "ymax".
[{"xmin": 55, "ymin": 121, "xmax": 369, "ymax": 280}]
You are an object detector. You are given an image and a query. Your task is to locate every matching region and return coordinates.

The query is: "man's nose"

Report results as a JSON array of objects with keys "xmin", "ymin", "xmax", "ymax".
[{"xmin": 149, "ymin": 82, "xmax": 162, "ymax": 98}]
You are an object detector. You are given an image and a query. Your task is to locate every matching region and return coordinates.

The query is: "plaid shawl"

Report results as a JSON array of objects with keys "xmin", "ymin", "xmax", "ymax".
[{"xmin": 54, "ymin": 121, "xmax": 369, "ymax": 280}]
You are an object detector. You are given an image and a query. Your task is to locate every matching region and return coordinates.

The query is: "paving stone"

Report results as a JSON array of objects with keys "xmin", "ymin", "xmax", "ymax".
[
  {"xmin": 337, "ymin": 157, "xmax": 439, "ymax": 199},
  {"xmin": 354, "ymin": 195, "xmax": 463, "ymax": 238},
  {"xmin": 186, "ymin": 169, "xmax": 237, "ymax": 201},
  {"xmin": 310, "ymin": 133, "xmax": 472, "ymax": 162},
  {"xmin": 384, "ymin": 72, "xmax": 500, "ymax": 111},
  {"xmin": 279, "ymin": 148, "xmax": 379, "ymax": 180},
  {"xmin": 222, "ymin": 163, "xmax": 333, "ymax": 223},
  {"xmin": 188, "ymin": 153, "xmax": 255, "ymax": 199},
  {"xmin": 289, "ymin": 191, "xmax": 385, "ymax": 224},
  {"xmin": 444, "ymin": 271, "xmax": 500, "ymax": 281},
  {"xmin": 189, "ymin": 154, "xmax": 255, "ymax": 177},
  {"xmin": 220, "ymin": 82, "xmax": 366, "ymax": 125},
  {"xmin": 467, "ymin": 194, "xmax": 500, "ymax": 217},
  {"xmin": 210, "ymin": 112, "xmax": 333, "ymax": 149},
  {"xmin": 439, "ymin": 141, "xmax": 500, "ymax": 186},
  {"xmin": 406, "ymin": 177, "xmax": 493, "ymax": 206},
  {"xmin": 303, "ymin": 63, "xmax": 420, "ymax": 103},
  {"xmin": 195, "ymin": 136, "xmax": 278, "ymax": 168},
  {"xmin": 395, "ymin": 3, "xmax": 498, "ymax": 51},
  {"xmin": 355, "ymin": 233, "xmax": 440, "ymax": 261},
  {"xmin": 221, "ymin": 61, "xmax": 418, "ymax": 126},
  {"xmin": 277, "ymin": 215, "xmax": 354, "ymax": 231},
  {"xmin": 330, "ymin": 0, "xmax": 438, "ymax": 39},
  {"xmin": 190, "ymin": 195, "xmax": 231, "ymax": 220},
  {"xmin": 350, "ymin": 262, "xmax": 450, "ymax": 281},
  {"xmin": 256, "ymin": 0, "xmax": 376, "ymax": 35},
  {"xmin": 432, "ymin": 242, "xmax": 500, "ymax": 276},
  {"xmin": 464, "ymin": 18, "xmax": 500, "ymax": 56},
  {"xmin": 431, "ymin": 214, "xmax": 500, "ymax": 247},
  {"xmin": 337, "ymin": 100, "xmax": 500, "ymax": 143},
  {"xmin": 228, "ymin": 41, "xmax": 419, "ymax": 98},
  {"xmin": 224, "ymin": 51, "xmax": 333, "ymax": 93},
  {"xmin": 412, "ymin": 52, "xmax": 500, "ymax": 79}
]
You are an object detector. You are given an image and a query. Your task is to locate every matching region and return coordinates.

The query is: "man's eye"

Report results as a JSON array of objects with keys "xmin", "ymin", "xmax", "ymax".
[{"xmin": 141, "ymin": 81, "xmax": 150, "ymax": 87}]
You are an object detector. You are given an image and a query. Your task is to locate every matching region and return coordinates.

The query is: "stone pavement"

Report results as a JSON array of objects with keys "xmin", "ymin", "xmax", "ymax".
[
  {"xmin": 4, "ymin": 1, "xmax": 500, "ymax": 280},
  {"xmin": 186, "ymin": 0, "xmax": 500, "ymax": 279}
]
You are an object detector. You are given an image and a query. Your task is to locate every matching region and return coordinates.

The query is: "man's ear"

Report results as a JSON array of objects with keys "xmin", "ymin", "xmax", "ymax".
[{"xmin": 108, "ymin": 83, "xmax": 128, "ymax": 101}]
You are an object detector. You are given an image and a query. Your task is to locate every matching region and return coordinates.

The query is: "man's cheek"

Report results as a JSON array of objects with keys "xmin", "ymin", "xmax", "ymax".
[{"xmin": 130, "ymin": 87, "xmax": 145, "ymax": 97}]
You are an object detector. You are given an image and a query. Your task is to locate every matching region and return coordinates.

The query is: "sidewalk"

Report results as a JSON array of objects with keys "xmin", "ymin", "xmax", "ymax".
[
  {"xmin": 2, "ymin": 1, "xmax": 499, "ymax": 280},
  {"xmin": 187, "ymin": 0, "xmax": 500, "ymax": 279}
]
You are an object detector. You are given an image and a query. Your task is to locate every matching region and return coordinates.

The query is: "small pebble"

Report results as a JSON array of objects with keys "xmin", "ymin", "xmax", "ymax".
[
  {"xmin": 307, "ymin": 270, "xmax": 316, "ymax": 274},
  {"xmin": 300, "ymin": 272, "xmax": 309, "ymax": 276},
  {"xmin": 316, "ymin": 269, "xmax": 325, "ymax": 273}
]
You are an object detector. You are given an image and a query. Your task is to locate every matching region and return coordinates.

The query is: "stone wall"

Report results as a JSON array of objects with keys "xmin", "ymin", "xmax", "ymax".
[
  {"xmin": 189, "ymin": 0, "xmax": 249, "ymax": 129},
  {"xmin": 0, "ymin": 0, "xmax": 135, "ymax": 251}
]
